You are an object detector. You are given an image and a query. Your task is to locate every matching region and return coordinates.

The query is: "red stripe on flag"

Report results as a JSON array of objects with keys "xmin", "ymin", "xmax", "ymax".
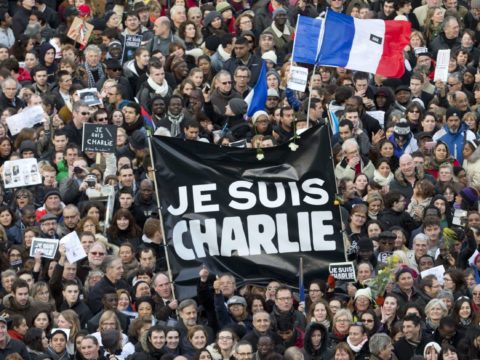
[{"xmin": 376, "ymin": 20, "xmax": 411, "ymax": 78}]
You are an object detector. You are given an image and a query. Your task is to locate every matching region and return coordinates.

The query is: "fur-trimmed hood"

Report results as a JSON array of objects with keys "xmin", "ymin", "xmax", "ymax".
[{"xmin": 393, "ymin": 166, "xmax": 425, "ymax": 187}]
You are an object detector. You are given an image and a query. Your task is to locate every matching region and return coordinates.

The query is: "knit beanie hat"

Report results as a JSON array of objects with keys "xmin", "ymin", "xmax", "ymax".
[
  {"xmin": 460, "ymin": 186, "xmax": 478, "ymax": 207},
  {"xmin": 204, "ymin": 11, "xmax": 221, "ymax": 27},
  {"xmin": 272, "ymin": 7, "xmax": 287, "ymax": 19},
  {"xmin": 262, "ymin": 50, "xmax": 277, "ymax": 65},
  {"xmin": 228, "ymin": 98, "xmax": 248, "ymax": 115},
  {"xmin": 252, "ymin": 110, "xmax": 269, "ymax": 124},
  {"xmin": 354, "ymin": 287, "xmax": 373, "ymax": 302},
  {"xmin": 394, "ymin": 119, "xmax": 411, "ymax": 136},
  {"xmin": 216, "ymin": 2, "xmax": 232, "ymax": 13},
  {"xmin": 446, "ymin": 107, "xmax": 461, "ymax": 119}
]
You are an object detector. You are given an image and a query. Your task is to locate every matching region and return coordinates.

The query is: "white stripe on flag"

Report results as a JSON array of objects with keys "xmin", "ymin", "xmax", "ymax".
[{"xmin": 346, "ymin": 19, "xmax": 385, "ymax": 74}]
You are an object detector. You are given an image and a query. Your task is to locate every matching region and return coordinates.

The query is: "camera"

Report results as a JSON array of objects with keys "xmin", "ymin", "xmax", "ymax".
[{"xmin": 85, "ymin": 174, "xmax": 97, "ymax": 188}]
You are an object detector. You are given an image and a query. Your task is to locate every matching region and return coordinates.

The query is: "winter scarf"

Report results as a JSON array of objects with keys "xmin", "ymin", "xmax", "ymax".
[
  {"xmin": 167, "ymin": 111, "xmax": 185, "ymax": 137},
  {"xmin": 147, "ymin": 77, "xmax": 170, "ymax": 97},
  {"xmin": 84, "ymin": 61, "xmax": 105, "ymax": 88},
  {"xmin": 346, "ymin": 336, "xmax": 368, "ymax": 353}
]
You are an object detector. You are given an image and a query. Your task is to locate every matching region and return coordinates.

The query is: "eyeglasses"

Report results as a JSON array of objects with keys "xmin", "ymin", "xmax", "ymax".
[
  {"xmin": 337, "ymin": 319, "xmax": 351, "ymax": 323},
  {"xmin": 221, "ymin": 81, "xmax": 232, "ymax": 85},
  {"xmin": 219, "ymin": 336, "xmax": 233, "ymax": 340},
  {"xmin": 109, "ymin": 68, "xmax": 122, "ymax": 72},
  {"xmin": 90, "ymin": 252, "xmax": 105, "ymax": 256},
  {"xmin": 237, "ymin": 353, "xmax": 252, "ymax": 357},
  {"xmin": 447, "ymin": 82, "xmax": 458, "ymax": 87},
  {"xmin": 96, "ymin": 117, "xmax": 108, "ymax": 121},
  {"xmin": 361, "ymin": 318, "xmax": 374, "ymax": 323},
  {"xmin": 16, "ymin": 194, "xmax": 28, "ymax": 199}
]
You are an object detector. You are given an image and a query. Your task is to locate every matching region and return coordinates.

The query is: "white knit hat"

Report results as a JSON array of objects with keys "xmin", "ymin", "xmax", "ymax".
[
  {"xmin": 262, "ymin": 50, "xmax": 277, "ymax": 65},
  {"xmin": 251, "ymin": 110, "xmax": 269, "ymax": 124},
  {"xmin": 354, "ymin": 287, "xmax": 372, "ymax": 302}
]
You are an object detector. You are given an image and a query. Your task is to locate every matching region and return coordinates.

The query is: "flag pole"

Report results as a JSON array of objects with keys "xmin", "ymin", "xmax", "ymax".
[
  {"xmin": 147, "ymin": 133, "xmax": 176, "ymax": 301},
  {"xmin": 326, "ymin": 104, "xmax": 348, "ymax": 261},
  {"xmin": 307, "ymin": 10, "xmax": 328, "ymax": 128},
  {"xmin": 305, "ymin": 64, "xmax": 318, "ymax": 129}
]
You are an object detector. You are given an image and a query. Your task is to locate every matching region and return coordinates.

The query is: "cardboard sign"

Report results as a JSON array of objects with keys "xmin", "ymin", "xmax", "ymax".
[
  {"xmin": 77, "ymin": 88, "xmax": 102, "ymax": 107},
  {"xmin": 287, "ymin": 66, "xmax": 309, "ymax": 92},
  {"xmin": 60, "ymin": 231, "xmax": 87, "ymax": 263},
  {"xmin": 67, "ymin": 17, "xmax": 94, "ymax": 47},
  {"xmin": 421, "ymin": 265, "xmax": 445, "ymax": 285},
  {"xmin": 3, "ymin": 158, "xmax": 42, "ymax": 189},
  {"xmin": 30, "ymin": 238, "xmax": 59, "ymax": 259},
  {"xmin": 82, "ymin": 123, "xmax": 117, "ymax": 153},
  {"xmin": 6, "ymin": 105, "xmax": 45, "ymax": 136},
  {"xmin": 433, "ymin": 49, "xmax": 450, "ymax": 83},
  {"xmin": 122, "ymin": 34, "xmax": 143, "ymax": 63},
  {"xmin": 329, "ymin": 262, "xmax": 356, "ymax": 281}
]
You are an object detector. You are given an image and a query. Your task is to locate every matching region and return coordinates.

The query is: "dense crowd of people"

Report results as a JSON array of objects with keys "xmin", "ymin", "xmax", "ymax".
[{"xmin": 2, "ymin": 0, "xmax": 480, "ymax": 359}]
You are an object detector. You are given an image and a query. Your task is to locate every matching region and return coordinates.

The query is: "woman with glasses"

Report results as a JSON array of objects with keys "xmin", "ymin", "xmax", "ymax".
[
  {"xmin": 405, "ymin": 103, "xmax": 424, "ymax": 134},
  {"xmin": 327, "ymin": 309, "xmax": 352, "ymax": 352},
  {"xmin": 346, "ymin": 205, "xmax": 368, "ymax": 261},
  {"xmin": 359, "ymin": 309, "xmax": 380, "ymax": 337},
  {"xmin": 206, "ymin": 328, "xmax": 238, "ymax": 360},
  {"xmin": 444, "ymin": 268, "xmax": 469, "ymax": 300},
  {"xmin": 7, "ymin": 245, "xmax": 24, "ymax": 272},
  {"xmin": 32, "ymin": 281, "xmax": 55, "ymax": 308},
  {"xmin": 305, "ymin": 280, "xmax": 327, "ymax": 314}
]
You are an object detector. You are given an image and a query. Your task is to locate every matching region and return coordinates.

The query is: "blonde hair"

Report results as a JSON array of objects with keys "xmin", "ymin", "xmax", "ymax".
[
  {"xmin": 425, "ymin": 298, "xmax": 448, "ymax": 319},
  {"xmin": 98, "ymin": 310, "xmax": 122, "ymax": 332},
  {"xmin": 59, "ymin": 309, "xmax": 81, "ymax": 341}
]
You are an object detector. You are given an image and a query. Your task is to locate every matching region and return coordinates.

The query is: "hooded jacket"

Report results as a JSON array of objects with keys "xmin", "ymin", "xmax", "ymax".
[
  {"xmin": 38, "ymin": 43, "xmax": 58, "ymax": 84},
  {"xmin": 302, "ymin": 323, "xmax": 329, "ymax": 360}
]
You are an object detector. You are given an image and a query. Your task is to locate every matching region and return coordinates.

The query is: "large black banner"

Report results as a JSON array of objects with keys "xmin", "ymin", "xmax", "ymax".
[{"xmin": 151, "ymin": 125, "xmax": 345, "ymax": 298}]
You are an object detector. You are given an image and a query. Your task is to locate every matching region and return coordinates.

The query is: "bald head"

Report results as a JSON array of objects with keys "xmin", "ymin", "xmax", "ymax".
[{"xmin": 399, "ymin": 154, "xmax": 415, "ymax": 177}]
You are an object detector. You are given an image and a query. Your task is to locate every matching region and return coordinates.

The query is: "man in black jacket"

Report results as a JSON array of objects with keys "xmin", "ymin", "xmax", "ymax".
[
  {"xmin": 59, "ymin": 281, "xmax": 92, "ymax": 328},
  {"xmin": 394, "ymin": 314, "xmax": 432, "ymax": 360},
  {"xmin": 87, "ymin": 255, "xmax": 131, "ymax": 314}
]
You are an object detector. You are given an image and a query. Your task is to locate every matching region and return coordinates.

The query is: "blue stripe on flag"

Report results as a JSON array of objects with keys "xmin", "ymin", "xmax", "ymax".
[
  {"xmin": 330, "ymin": 110, "xmax": 339, "ymax": 135},
  {"xmin": 245, "ymin": 61, "xmax": 268, "ymax": 117},
  {"xmin": 317, "ymin": 11, "xmax": 355, "ymax": 67},
  {"xmin": 292, "ymin": 16, "xmax": 322, "ymax": 64}
]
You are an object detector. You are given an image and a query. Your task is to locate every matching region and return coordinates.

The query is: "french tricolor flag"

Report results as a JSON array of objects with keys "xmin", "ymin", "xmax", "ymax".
[{"xmin": 318, "ymin": 11, "xmax": 411, "ymax": 78}]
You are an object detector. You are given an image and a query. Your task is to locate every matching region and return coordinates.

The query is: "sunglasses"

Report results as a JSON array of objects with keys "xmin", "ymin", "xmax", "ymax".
[
  {"xmin": 221, "ymin": 81, "xmax": 232, "ymax": 85},
  {"xmin": 109, "ymin": 68, "xmax": 122, "ymax": 72},
  {"xmin": 361, "ymin": 318, "xmax": 374, "ymax": 323},
  {"xmin": 90, "ymin": 252, "xmax": 105, "ymax": 256},
  {"xmin": 79, "ymin": 112, "xmax": 90, "ymax": 116}
]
